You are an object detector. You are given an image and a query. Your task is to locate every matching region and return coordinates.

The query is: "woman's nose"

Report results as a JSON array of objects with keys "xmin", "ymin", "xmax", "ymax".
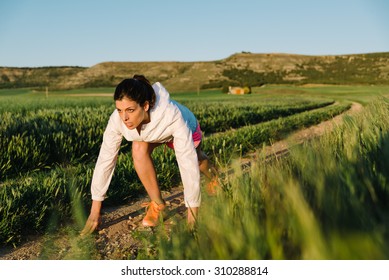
[{"xmin": 123, "ymin": 112, "xmax": 129, "ymax": 121}]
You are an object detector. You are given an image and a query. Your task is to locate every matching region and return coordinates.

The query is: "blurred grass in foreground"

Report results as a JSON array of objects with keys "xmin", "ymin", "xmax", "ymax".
[{"xmin": 142, "ymin": 98, "xmax": 389, "ymax": 260}]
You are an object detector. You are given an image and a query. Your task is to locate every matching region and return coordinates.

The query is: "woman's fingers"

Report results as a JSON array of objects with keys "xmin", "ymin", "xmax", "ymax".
[{"xmin": 80, "ymin": 219, "xmax": 98, "ymax": 236}]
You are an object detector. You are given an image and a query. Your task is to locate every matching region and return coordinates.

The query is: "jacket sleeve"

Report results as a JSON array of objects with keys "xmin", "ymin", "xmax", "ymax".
[
  {"xmin": 91, "ymin": 114, "xmax": 123, "ymax": 201},
  {"xmin": 172, "ymin": 119, "xmax": 201, "ymax": 208}
]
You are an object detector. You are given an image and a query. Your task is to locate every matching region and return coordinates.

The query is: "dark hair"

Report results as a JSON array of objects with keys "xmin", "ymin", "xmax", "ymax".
[{"xmin": 114, "ymin": 75, "xmax": 156, "ymax": 108}]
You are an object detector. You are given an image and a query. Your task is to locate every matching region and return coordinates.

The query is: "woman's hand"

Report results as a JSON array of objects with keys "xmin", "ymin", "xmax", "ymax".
[
  {"xmin": 187, "ymin": 207, "xmax": 198, "ymax": 230},
  {"xmin": 80, "ymin": 200, "xmax": 102, "ymax": 235}
]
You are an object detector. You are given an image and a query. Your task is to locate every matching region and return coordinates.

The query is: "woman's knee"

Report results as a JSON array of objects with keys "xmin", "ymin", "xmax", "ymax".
[{"xmin": 132, "ymin": 142, "xmax": 153, "ymax": 161}]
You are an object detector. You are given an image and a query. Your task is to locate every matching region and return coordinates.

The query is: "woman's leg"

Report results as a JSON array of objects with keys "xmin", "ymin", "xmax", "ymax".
[
  {"xmin": 196, "ymin": 145, "xmax": 217, "ymax": 180},
  {"xmin": 196, "ymin": 145, "xmax": 219, "ymax": 195},
  {"xmin": 132, "ymin": 141, "xmax": 164, "ymax": 205}
]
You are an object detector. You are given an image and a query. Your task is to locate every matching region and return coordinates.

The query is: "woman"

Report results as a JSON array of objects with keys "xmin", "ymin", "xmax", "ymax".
[{"xmin": 81, "ymin": 75, "xmax": 218, "ymax": 234}]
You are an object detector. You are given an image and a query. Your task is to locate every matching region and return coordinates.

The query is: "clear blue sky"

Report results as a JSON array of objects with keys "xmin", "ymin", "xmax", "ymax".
[{"xmin": 0, "ymin": 0, "xmax": 388, "ymax": 67}]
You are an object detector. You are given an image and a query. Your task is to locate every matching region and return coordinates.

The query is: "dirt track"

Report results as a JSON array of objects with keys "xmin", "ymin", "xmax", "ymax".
[{"xmin": 0, "ymin": 102, "xmax": 363, "ymax": 260}]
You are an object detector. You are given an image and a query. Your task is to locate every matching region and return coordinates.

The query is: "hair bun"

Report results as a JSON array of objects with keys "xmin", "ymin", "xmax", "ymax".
[{"xmin": 133, "ymin": 74, "xmax": 151, "ymax": 86}]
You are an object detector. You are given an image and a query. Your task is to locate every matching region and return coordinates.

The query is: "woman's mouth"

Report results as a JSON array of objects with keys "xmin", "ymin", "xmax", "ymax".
[{"xmin": 124, "ymin": 122, "xmax": 133, "ymax": 128}]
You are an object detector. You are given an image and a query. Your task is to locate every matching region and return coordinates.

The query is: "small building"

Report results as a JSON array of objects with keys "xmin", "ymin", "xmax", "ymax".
[{"xmin": 228, "ymin": 86, "xmax": 251, "ymax": 95}]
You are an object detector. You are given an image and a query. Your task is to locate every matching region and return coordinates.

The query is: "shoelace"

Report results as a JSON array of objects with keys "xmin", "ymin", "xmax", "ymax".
[
  {"xmin": 141, "ymin": 201, "xmax": 166, "ymax": 210},
  {"xmin": 141, "ymin": 202, "xmax": 151, "ymax": 208}
]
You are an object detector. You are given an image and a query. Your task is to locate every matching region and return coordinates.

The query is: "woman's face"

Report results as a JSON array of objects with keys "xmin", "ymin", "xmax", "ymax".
[{"xmin": 115, "ymin": 97, "xmax": 149, "ymax": 130}]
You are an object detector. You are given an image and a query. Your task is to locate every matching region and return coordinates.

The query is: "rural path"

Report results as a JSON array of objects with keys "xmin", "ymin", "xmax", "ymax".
[{"xmin": 0, "ymin": 102, "xmax": 363, "ymax": 260}]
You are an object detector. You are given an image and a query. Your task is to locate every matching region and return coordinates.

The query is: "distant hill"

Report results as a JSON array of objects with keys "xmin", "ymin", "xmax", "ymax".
[{"xmin": 1, "ymin": 52, "xmax": 389, "ymax": 92}]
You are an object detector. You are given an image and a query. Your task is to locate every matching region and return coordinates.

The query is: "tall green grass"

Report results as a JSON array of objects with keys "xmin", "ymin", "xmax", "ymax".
[{"xmin": 143, "ymin": 98, "xmax": 389, "ymax": 260}]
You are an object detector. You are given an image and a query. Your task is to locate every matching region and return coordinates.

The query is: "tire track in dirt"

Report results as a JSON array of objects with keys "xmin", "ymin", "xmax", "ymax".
[
  {"xmin": 0, "ymin": 102, "xmax": 363, "ymax": 260},
  {"xmin": 240, "ymin": 102, "xmax": 363, "ymax": 168}
]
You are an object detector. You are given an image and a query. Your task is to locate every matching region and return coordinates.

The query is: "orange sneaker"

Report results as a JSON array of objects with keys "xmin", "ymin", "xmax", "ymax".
[
  {"xmin": 141, "ymin": 201, "xmax": 166, "ymax": 227},
  {"xmin": 206, "ymin": 177, "xmax": 220, "ymax": 196}
]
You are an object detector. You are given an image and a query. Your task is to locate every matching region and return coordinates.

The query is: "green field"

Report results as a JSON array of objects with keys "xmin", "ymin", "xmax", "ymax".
[{"xmin": 1, "ymin": 84, "xmax": 389, "ymax": 259}]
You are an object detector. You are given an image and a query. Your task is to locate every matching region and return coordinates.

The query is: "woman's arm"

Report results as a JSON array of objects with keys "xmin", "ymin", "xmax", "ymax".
[
  {"xmin": 81, "ymin": 113, "xmax": 123, "ymax": 234},
  {"xmin": 172, "ymin": 120, "xmax": 201, "ymax": 209},
  {"xmin": 91, "ymin": 115, "xmax": 123, "ymax": 201}
]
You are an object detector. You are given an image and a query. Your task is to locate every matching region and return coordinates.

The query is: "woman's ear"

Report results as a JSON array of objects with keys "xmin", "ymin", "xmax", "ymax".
[{"xmin": 143, "ymin": 101, "xmax": 150, "ymax": 112}]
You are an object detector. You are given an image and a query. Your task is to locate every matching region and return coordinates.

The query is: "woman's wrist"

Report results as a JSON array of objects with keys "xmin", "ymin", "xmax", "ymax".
[{"xmin": 91, "ymin": 200, "xmax": 102, "ymax": 214}]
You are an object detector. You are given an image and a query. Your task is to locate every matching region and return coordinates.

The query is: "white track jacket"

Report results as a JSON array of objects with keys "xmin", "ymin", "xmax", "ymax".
[{"xmin": 90, "ymin": 82, "xmax": 201, "ymax": 208}]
